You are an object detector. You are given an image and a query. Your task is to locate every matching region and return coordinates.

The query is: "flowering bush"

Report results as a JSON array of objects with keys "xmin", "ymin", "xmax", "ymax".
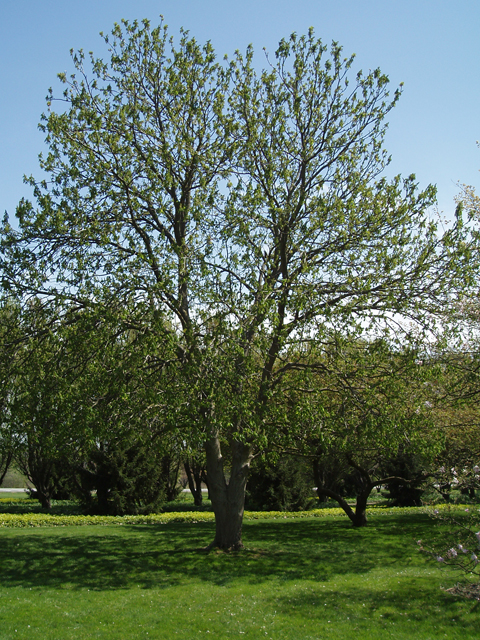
[
  {"xmin": 418, "ymin": 505, "xmax": 480, "ymax": 600},
  {"xmin": 430, "ymin": 463, "xmax": 480, "ymax": 503}
]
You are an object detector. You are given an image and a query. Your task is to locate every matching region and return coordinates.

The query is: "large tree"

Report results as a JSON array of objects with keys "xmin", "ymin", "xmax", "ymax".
[{"xmin": 1, "ymin": 20, "xmax": 477, "ymax": 548}]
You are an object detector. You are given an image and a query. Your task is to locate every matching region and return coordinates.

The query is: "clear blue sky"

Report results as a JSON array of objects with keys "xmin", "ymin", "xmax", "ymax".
[{"xmin": 1, "ymin": 0, "xmax": 479, "ymax": 224}]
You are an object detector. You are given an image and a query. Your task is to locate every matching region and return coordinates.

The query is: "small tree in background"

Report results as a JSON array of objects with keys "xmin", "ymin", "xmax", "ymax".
[
  {"xmin": 183, "ymin": 449, "xmax": 208, "ymax": 507},
  {"xmin": 280, "ymin": 338, "xmax": 441, "ymax": 525},
  {"xmin": 0, "ymin": 297, "xmax": 20, "ymax": 487}
]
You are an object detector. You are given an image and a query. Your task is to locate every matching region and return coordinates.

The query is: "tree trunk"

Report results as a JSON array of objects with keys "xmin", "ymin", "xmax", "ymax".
[
  {"xmin": 440, "ymin": 483, "xmax": 451, "ymax": 502},
  {"xmin": 184, "ymin": 459, "xmax": 204, "ymax": 507},
  {"xmin": 313, "ymin": 459, "xmax": 370, "ymax": 527},
  {"xmin": 161, "ymin": 455, "xmax": 181, "ymax": 502},
  {"xmin": 352, "ymin": 492, "xmax": 369, "ymax": 527},
  {"xmin": 30, "ymin": 474, "xmax": 53, "ymax": 511},
  {"xmin": 37, "ymin": 490, "xmax": 52, "ymax": 510},
  {"xmin": 24, "ymin": 452, "xmax": 54, "ymax": 511},
  {"xmin": 0, "ymin": 450, "xmax": 13, "ymax": 486},
  {"xmin": 313, "ymin": 458, "xmax": 357, "ymax": 524},
  {"xmin": 315, "ymin": 484, "xmax": 358, "ymax": 523},
  {"xmin": 205, "ymin": 434, "xmax": 252, "ymax": 550}
]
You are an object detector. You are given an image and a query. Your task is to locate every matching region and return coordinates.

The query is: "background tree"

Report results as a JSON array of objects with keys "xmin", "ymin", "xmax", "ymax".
[
  {"xmin": 4, "ymin": 301, "xmax": 83, "ymax": 508},
  {"xmin": 183, "ymin": 449, "xmax": 208, "ymax": 507},
  {"xmin": 1, "ymin": 292, "xmax": 181, "ymax": 512},
  {"xmin": 279, "ymin": 338, "xmax": 441, "ymax": 525},
  {"xmin": 0, "ymin": 436, "xmax": 13, "ymax": 488},
  {"xmin": 63, "ymin": 304, "xmax": 183, "ymax": 515},
  {"xmin": 0, "ymin": 298, "xmax": 16, "ymax": 486},
  {"xmin": 423, "ymin": 344, "xmax": 480, "ymax": 502},
  {"xmin": 1, "ymin": 21, "xmax": 477, "ymax": 547},
  {"xmin": 455, "ymin": 141, "xmax": 480, "ymax": 222}
]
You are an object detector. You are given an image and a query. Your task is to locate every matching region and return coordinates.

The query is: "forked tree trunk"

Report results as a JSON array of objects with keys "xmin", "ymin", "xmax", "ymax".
[
  {"xmin": 313, "ymin": 459, "xmax": 370, "ymax": 527},
  {"xmin": 314, "ymin": 458, "xmax": 414, "ymax": 527},
  {"xmin": 315, "ymin": 484, "xmax": 370, "ymax": 526},
  {"xmin": 205, "ymin": 434, "xmax": 253, "ymax": 550},
  {"xmin": 184, "ymin": 459, "xmax": 205, "ymax": 507},
  {"xmin": 315, "ymin": 484, "xmax": 361, "ymax": 525},
  {"xmin": 22, "ymin": 451, "xmax": 55, "ymax": 511}
]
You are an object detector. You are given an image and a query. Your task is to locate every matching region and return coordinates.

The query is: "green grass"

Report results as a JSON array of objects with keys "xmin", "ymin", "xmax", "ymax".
[
  {"xmin": 0, "ymin": 466, "xmax": 30, "ymax": 489},
  {"xmin": 1, "ymin": 511, "xmax": 479, "ymax": 639},
  {"xmin": 0, "ymin": 491, "xmax": 30, "ymax": 501}
]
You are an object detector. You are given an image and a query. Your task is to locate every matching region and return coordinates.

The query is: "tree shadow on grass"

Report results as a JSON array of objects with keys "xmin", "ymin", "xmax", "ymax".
[{"xmin": 0, "ymin": 513, "xmax": 443, "ymax": 592}]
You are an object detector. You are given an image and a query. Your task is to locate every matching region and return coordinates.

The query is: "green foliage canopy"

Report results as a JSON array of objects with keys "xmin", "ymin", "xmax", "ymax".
[{"xmin": 1, "ymin": 19, "xmax": 478, "ymax": 546}]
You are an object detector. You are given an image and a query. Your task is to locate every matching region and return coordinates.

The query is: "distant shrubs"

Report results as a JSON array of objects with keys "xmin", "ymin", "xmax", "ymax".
[
  {"xmin": 245, "ymin": 455, "xmax": 317, "ymax": 512},
  {"xmin": 383, "ymin": 450, "xmax": 426, "ymax": 507},
  {"xmin": 72, "ymin": 442, "xmax": 175, "ymax": 516}
]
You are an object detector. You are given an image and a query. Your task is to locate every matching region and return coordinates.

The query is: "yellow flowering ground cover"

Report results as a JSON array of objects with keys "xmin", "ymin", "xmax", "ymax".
[{"xmin": 0, "ymin": 503, "xmax": 470, "ymax": 528}]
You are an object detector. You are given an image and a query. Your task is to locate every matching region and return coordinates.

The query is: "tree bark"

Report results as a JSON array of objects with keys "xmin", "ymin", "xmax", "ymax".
[
  {"xmin": 315, "ymin": 484, "xmax": 358, "ymax": 524},
  {"xmin": 184, "ymin": 459, "xmax": 204, "ymax": 507},
  {"xmin": 313, "ymin": 458, "xmax": 370, "ymax": 526},
  {"xmin": 314, "ymin": 457, "xmax": 420, "ymax": 526},
  {"xmin": 313, "ymin": 458, "xmax": 359, "ymax": 524},
  {"xmin": 20, "ymin": 451, "xmax": 55, "ymax": 511},
  {"xmin": 205, "ymin": 434, "xmax": 253, "ymax": 550},
  {"xmin": 37, "ymin": 490, "xmax": 52, "ymax": 511},
  {"xmin": 0, "ymin": 450, "xmax": 13, "ymax": 487},
  {"xmin": 352, "ymin": 492, "xmax": 369, "ymax": 527},
  {"xmin": 161, "ymin": 454, "xmax": 181, "ymax": 502}
]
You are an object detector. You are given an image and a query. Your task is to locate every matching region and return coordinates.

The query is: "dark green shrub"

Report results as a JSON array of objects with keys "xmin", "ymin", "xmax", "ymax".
[
  {"xmin": 245, "ymin": 455, "xmax": 316, "ymax": 512},
  {"xmin": 73, "ymin": 440, "xmax": 176, "ymax": 515},
  {"xmin": 383, "ymin": 450, "xmax": 425, "ymax": 507}
]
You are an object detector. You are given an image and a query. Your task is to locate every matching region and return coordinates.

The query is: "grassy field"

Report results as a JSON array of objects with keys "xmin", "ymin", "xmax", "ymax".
[{"xmin": 0, "ymin": 511, "xmax": 479, "ymax": 640}]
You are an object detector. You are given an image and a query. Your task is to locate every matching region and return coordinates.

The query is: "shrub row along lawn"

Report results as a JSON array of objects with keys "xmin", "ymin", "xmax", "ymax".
[{"xmin": 0, "ymin": 509, "xmax": 479, "ymax": 639}]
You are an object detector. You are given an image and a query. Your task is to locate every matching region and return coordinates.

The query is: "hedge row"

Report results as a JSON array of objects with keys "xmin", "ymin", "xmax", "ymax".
[{"xmin": 0, "ymin": 504, "xmax": 474, "ymax": 528}]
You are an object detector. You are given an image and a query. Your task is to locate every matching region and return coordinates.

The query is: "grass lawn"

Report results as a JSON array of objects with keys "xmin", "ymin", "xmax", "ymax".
[
  {"xmin": 0, "ymin": 492, "xmax": 30, "ymax": 500},
  {"xmin": 0, "ymin": 512, "xmax": 478, "ymax": 639}
]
